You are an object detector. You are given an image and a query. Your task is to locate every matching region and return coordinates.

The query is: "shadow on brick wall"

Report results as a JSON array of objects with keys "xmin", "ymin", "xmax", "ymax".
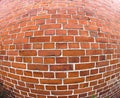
[{"xmin": 0, "ymin": 83, "xmax": 15, "ymax": 98}]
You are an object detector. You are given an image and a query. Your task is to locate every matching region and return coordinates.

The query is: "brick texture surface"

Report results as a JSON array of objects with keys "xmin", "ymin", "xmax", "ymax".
[{"xmin": 0, "ymin": 0, "xmax": 120, "ymax": 98}]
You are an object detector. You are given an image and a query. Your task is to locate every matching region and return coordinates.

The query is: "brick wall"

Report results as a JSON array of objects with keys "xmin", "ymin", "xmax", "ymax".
[{"xmin": 0, "ymin": 0, "xmax": 120, "ymax": 98}]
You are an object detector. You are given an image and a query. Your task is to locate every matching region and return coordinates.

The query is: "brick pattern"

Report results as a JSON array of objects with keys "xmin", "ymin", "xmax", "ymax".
[{"xmin": 0, "ymin": 0, "xmax": 120, "ymax": 98}]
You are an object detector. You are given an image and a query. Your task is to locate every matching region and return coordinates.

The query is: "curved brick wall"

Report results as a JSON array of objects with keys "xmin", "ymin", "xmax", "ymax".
[{"xmin": 0, "ymin": 0, "xmax": 120, "ymax": 98}]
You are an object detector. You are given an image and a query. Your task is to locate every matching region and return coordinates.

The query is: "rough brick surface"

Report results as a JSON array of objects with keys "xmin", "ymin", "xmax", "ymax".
[{"xmin": 0, "ymin": 0, "xmax": 120, "ymax": 98}]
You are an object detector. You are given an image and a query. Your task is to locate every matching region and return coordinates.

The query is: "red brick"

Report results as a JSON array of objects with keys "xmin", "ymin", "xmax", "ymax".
[
  {"xmin": 34, "ymin": 31, "xmax": 43, "ymax": 36},
  {"xmin": 26, "ymin": 83, "xmax": 34, "ymax": 88},
  {"xmin": 81, "ymin": 56, "xmax": 90, "ymax": 62},
  {"xmin": 33, "ymin": 43, "xmax": 42, "ymax": 49},
  {"xmin": 85, "ymin": 25, "xmax": 99, "ymax": 31},
  {"xmin": 28, "ymin": 64, "xmax": 48, "ymax": 71},
  {"xmin": 80, "ymin": 70, "xmax": 89, "ymax": 76},
  {"xmin": 110, "ymin": 59, "xmax": 118, "ymax": 64},
  {"xmin": 81, "ymin": 43, "xmax": 90, "ymax": 49},
  {"xmin": 19, "ymin": 50, "xmax": 37, "ymax": 56},
  {"xmin": 86, "ymin": 74, "xmax": 102, "ymax": 81},
  {"xmin": 51, "ymin": 91, "xmax": 72, "ymax": 95},
  {"xmin": 96, "ymin": 38, "xmax": 108, "ymax": 43},
  {"xmin": 12, "ymin": 63, "xmax": 26, "ymax": 69},
  {"xmin": 80, "ymin": 31, "xmax": 89, "ymax": 36},
  {"xmin": 75, "ymin": 63, "xmax": 94, "ymax": 70},
  {"xmin": 69, "ymin": 57, "xmax": 79, "ymax": 63},
  {"xmin": 68, "ymin": 72, "xmax": 79, "ymax": 77},
  {"xmin": 64, "ymin": 24, "xmax": 83, "ymax": 29},
  {"xmin": 91, "ymin": 69, "xmax": 98, "ymax": 74},
  {"xmin": 16, "ymin": 85, "xmax": 29, "ymax": 92},
  {"xmin": 86, "ymin": 50, "xmax": 102, "ymax": 55},
  {"xmin": 44, "ymin": 58, "xmax": 55, "ymax": 64},
  {"xmin": 35, "ymin": 85, "xmax": 44, "ymax": 90},
  {"xmin": 104, "ymin": 49, "xmax": 114, "ymax": 54},
  {"xmin": 35, "ymin": 20, "xmax": 45, "ymax": 25},
  {"xmin": 48, "ymin": 96, "xmax": 57, "ymax": 98},
  {"xmin": 52, "ymin": 14, "xmax": 70, "ymax": 18},
  {"xmin": 23, "ymin": 57, "xmax": 32, "ymax": 63},
  {"xmin": 44, "ymin": 72, "xmax": 54, "ymax": 78},
  {"xmin": 46, "ymin": 19, "xmax": 56, "ymax": 24},
  {"xmin": 38, "ymin": 50, "xmax": 61, "ymax": 56},
  {"xmin": 64, "ymin": 78, "xmax": 84, "ymax": 84},
  {"xmin": 33, "ymin": 57, "xmax": 43, "ymax": 63},
  {"xmin": 68, "ymin": 43, "xmax": 79, "ymax": 48},
  {"xmin": 69, "ymin": 95, "xmax": 78, "ymax": 98},
  {"xmin": 68, "ymin": 19, "xmax": 78, "ymax": 24},
  {"xmin": 56, "ymin": 72, "xmax": 66, "ymax": 78},
  {"xmin": 50, "ymin": 64, "xmax": 73, "ymax": 71},
  {"xmin": 22, "ymin": 26, "xmax": 38, "ymax": 31},
  {"xmin": 24, "ymin": 71, "xmax": 32, "ymax": 76},
  {"xmin": 32, "ymin": 15, "xmax": 50, "ymax": 20},
  {"xmin": 57, "ymin": 85, "xmax": 67, "ymax": 90},
  {"xmin": 90, "ymin": 81, "xmax": 97, "ymax": 86},
  {"xmin": 76, "ymin": 36, "xmax": 94, "ymax": 42},
  {"xmin": 21, "ymin": 76, "xmax": 39, "ymax": 83},
  {"xmin": 33, "ymin": 72, "xmax": 43, "ymax": 77},
  {"xmin": 91, "ymin": 43, "xmax": 99, "ymax": 49},
  {"xmin": 96, "ymin": 61, "xmax": 109, "ymax": 67},
  {"xmin": 45, "ymin": 30, "xmax": 55, "ymax": 35},
  {"xmin": 41, "ymin": 24, "xmax": 61, "ymax": 30},
  {"xmin": 91, "ymin": 56, "xmax": 98, "ymax": 62},
  {"xmin": 56, "ymin": 30, "xmax": 66, "ymax": 35},
  {"xmin": 44, "ymin": 43, "xmax": 54, "ymax": 49},
  {"xmin": 74, "ymin": 87, "xmax": 92, "ymax": 94},
  {"xmin": 31, "ymin": 89, "xmax": 50, "ymax": 95},
  {"xmin": 68, "ymin": 30, "xmax": 78, "ymax": 35},
  {"xmin": 56, "ymin": 43, "xmax": 67, "ymax": 49},
  {"xmin": 16, "ymin": 69, "xmax": 23, "ymax": 75},
  {"xmin": 57, "ymin": 19, "xmax": 67, "ymax": 24},
  {"xmin": 63, "ymin": 50, "xmax": 85, "ymax": 56},
  {"xmin": 56, "ymin": 57, "xmax": 67, "ymax": 63},
  {"xmin": 30, "ymin": 37, "xmax": 50, "ymax": 42},
  {"xmin": 0, "ymin": 51, "xmax": 6, "ymax": 55},
  {"xmin": 23, "ymin": 44, "xmax": 31, "ymax": 49},
  {"xmin": 46, "ymin": 85, "xmax": 56, "ymax": 90},
  {"xmin": 68, "ymin": 84, "xmax": 78, "ymax": 90},
  {"xmin": 8, "ymin": 73, "xmax": 20, "ymax": 80},
  {"xmin": 14, "ymin": 38, "xmax": 28, "ymax": 44},
  {"xmin": 7, "ymin": 51, "xmax": 17, "ymax": 56},
  {"xmin": 52, "ymin": 36, "xmax": 74, "ymax": 42},
  {"xmin": 40, "ymin": 79, "xmax": 62, "ymax": 84}
]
